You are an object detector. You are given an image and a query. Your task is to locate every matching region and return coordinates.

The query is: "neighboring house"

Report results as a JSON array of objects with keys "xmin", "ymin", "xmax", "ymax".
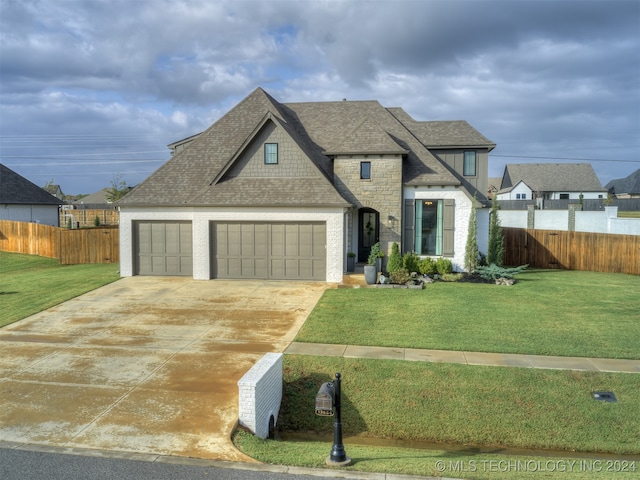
[
  {"xmin": 605, "ymin": 169, "xmax": 640, "ymax": 199},
  {"xmin": 497, "ymin": 163, "xmax": 606, "ymax": 201},
  {"xmin": 0, "ymin": 164, "xmax": 63, "ymax": 226},
  {"xmin": 43, "ymin": 184, "xmax": 64, "ymax": 200},
  {"xmin": 118, "ymin": 88, "xmax": 495, "ymax": 281},
  {"xmin": 76, "ymin": 188, "xmax": 111, "ymax": 205},
  {"xmin": 487, "ymin": 177, "xmax": 502, "ymax": 199}
]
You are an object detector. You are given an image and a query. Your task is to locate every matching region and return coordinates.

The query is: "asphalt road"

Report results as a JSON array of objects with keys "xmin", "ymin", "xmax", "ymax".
[{"xmin": 0, "ymin": 447, "xmax": 333, "ymax": 480}]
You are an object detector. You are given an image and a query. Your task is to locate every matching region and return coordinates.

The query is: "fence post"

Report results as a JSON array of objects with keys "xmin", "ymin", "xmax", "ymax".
[{"xmin": 527, "ymin": 205, "xmax": 535, "ymax": 229}]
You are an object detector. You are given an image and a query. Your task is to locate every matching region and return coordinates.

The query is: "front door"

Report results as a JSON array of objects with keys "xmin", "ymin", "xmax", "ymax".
[{"xmin": 358, "ymin": 208, "xmax": 379, "ymax": 262}]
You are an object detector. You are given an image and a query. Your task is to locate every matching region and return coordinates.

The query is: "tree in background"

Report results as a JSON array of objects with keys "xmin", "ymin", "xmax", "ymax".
[
  {"xmin": 464, "ymin": 200, "xmax": 479, "ymax": 272},
  {"xmin": 487, "ymin": 195, "xmax": 504, "ymax": 266},
  {"xmin": 105, "ymin": 174, "xmax": 129, "ymax": 202}
]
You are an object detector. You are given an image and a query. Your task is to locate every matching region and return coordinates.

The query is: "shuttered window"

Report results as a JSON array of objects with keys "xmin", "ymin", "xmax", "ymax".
[{"xmin": 403, "ymin": 199, "xmax": 454, "ymax": 257}]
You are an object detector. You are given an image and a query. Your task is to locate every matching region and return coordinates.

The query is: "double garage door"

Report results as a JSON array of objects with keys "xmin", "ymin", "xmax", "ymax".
[
  {"xmin": 134, "ymin": 221, "xmax": 326, "ymax": 280},
  {"xmin": 212, "ymin": 222, "xmax": 326, "ymax": 281}
]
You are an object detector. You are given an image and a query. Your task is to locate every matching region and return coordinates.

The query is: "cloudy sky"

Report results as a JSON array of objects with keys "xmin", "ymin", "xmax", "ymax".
[{"xmin": 1, "ymin": 0, "xmax": 638, "ymax": 195}]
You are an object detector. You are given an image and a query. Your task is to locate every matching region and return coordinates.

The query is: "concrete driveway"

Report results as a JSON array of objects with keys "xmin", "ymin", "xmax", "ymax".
[{"xmin": 0, "ymin": 277, "xmax": 329, "ymax": 461}]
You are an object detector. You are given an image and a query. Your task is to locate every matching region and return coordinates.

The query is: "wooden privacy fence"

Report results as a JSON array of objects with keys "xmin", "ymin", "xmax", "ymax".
[
  {"xmin": 503, "ymin": 227, "xmax": 640, "ymax": 275},
  {"xmin": 59, "ymin": 208, "xmax": 119, "ymax": 227},
  {"xmin": 0, "ymin": 220, "xmax": 119, "ymax": 264}
]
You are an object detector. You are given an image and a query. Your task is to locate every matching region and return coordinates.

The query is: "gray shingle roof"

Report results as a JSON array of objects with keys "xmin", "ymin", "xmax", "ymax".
[
  {"xmin": 0, "ymin": 164, "xmax": 63, "ymax": 205},
  {"xmin": 387, "ymin": 109, "xmax": 495, "ymax": 149},
  {"xmin": 605, "ymin": 169, "xmax": 640, "ymax": 195},
  {"xmin": 120, "ymin": 88, "xmax": 491, "ymax": 207},
  {"xmin": 500, "ymin": 163, "xmax": 605, "ymax": 193}
]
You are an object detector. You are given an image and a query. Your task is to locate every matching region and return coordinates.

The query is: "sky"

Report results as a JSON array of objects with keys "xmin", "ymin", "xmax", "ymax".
[{"xmin": 1, "ymin": 0, "xmax": 639, "ymax": 196}]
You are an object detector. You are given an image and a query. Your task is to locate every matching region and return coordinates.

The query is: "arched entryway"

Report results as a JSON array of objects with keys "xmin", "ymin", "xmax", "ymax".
[{"xmin": 358, "ymin": 208, "xmax": 379, "ymax": 262}]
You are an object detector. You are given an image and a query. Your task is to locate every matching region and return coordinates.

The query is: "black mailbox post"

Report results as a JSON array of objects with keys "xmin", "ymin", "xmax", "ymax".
[{"xmin": 315, "ymin": 372, "xmax": 351, "ymax": 466}]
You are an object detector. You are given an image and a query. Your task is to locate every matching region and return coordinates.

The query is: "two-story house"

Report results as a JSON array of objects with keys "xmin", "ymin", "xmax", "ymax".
[
  {"xmin": 497, "ymin": 163, "xmax": 606, "ymax": 202},
  {"xmin": 118, "ymin": 88, "xmax": 495, "ymax": 281}
]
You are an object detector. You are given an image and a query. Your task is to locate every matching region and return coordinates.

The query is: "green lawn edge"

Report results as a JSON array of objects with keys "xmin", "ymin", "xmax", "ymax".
[
  {"xmin": 295, "ymin": 269, "xmax": 640, "ymax": 359},
  {"xmin": 234, "ymin": 354, "xmax": 640, "ymax": 479},
  {"xmin": 0, "ymin": 251, "xmax": 121, "ymax": 328}
]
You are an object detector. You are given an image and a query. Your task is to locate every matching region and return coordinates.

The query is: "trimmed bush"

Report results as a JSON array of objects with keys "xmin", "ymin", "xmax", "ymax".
[
  {"xmin": 387, "ymin": 242, "xmax": 402, "ymax": 274},
  {"xmin": 436, "ymin": 258, "xmax": 453, "ymax": 275},
  {"xmin": 390, "ymin": 268, "xmax": 411, "ymax": 285},
  {"xmin": 402, "ymin": 252, "xmax": 420, "ymax": 273},
  {"xmin": 418, "ymin": 257, "xmax": 437, "ymax": 275}
]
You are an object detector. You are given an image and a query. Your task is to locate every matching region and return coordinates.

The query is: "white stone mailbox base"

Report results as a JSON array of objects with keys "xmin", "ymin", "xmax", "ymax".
[{"xmin": 237, "ymin": 352, "xmax": 283, "ymax": 439}]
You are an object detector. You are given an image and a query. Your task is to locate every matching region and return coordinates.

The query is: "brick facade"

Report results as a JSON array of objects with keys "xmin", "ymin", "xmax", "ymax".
[{"xmin": 237, "ymin": 352, "xmax": 283, "ymax": 439}]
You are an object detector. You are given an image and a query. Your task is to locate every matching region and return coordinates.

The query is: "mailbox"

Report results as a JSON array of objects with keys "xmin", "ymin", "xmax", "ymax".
[{"xmin": 315, "ymin": 382, "xmax": 335, "ymax": 416}]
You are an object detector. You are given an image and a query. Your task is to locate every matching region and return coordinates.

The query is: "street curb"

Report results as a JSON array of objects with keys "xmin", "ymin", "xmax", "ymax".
[{"xmin": 0, "ymin": 440, "xmax": 455, "ymax": 480}]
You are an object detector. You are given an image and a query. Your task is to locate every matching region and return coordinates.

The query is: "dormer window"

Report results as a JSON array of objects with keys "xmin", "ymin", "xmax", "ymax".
[
  {"xmin": 360, "ymin": 161, "xmax": 371, "ymax": 179},
  {"xmin": 265, "ymin": 143, "xmax": 278, "ymax": 164},
  {"xmin": 463, "ymin": 151, "xmax": 476, "ymax": 176}
]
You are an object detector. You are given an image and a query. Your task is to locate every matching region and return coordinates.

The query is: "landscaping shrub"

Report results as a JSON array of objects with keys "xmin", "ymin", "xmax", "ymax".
[
  {"xmin": 464, "ymin": 202, "xmax": 479, "ymax": 272},
  {"xmin": 389, "ymin": 268, "xmax": 411, "ymax": 285},
  {"xmin": 386, "ymin": 242, "xmax": 402, "ymax": 274},
  {"xmin": 93, "ymin": 215, "xmax": 101, "ymax": 227},
  {"xmin": 418, "ymin": 257, "xmax": 436, "ymax": 275},
  {"xmin": 435, "ymin": 257, "xmax": 453, "ymax": 274},
  {"xmin": 476, "ymin": 263, "xmax": 528, "ymax": 281},
  {"xmin": 367, "ymin": 242, "xmax": 381, "ymax": 265},
  {"xmin": 402, "ymin": 251, "xmax": 420, "ymax": 273}
]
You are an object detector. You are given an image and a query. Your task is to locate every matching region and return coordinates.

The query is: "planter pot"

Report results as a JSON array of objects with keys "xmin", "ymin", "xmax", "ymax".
[
  {"xmin": 364, "ymin": 264, "xmax": 378, "ymax": 284},
  {"xmin": 346, "ymin": 256, "xmax": 355, "ymax": 273},
  {"xmin": 375, "ymin": 258, "xmax": 382, "ymax": 273}
]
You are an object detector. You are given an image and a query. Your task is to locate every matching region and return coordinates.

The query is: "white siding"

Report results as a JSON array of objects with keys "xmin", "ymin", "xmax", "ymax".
[
  {"xmin": 403, "ymin": 187, "xmax": 473, "ymax": 272},
  {"xmin": 119, "ymin": 206, "xmax": 345, "ymax": 282}
]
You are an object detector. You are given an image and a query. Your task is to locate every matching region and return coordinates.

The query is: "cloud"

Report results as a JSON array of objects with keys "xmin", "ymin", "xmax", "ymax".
[{"xmin": 1, "ymin": 0, "xmax": 638, "ymax": 193}]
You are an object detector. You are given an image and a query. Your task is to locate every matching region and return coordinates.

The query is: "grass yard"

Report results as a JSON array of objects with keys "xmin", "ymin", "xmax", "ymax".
[
  {"xmin": 0, "ymin": 251, "xmax": 120, "ymax": 327},
  {"xmin": 234, "ymin": 355, "xmax": 640, "ymax": 479},
  {"xmin": 296, "ymin": 269, "xmax": 640, "ymax": 359}
]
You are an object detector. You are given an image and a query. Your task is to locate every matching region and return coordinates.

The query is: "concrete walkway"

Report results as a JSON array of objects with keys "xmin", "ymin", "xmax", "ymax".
[{"xmin": 285, "ymin": 342, "xmax": 640, "ymax": 373}]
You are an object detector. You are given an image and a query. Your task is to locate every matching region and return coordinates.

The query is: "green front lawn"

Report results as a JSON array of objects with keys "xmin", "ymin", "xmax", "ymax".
[
  {"xmin": 0, "ymin": 251, "xmax": 120, "ymax": 327},
  {"xmin": 296, "ymin": 270, "xmax": 640, "ymax": 359},
  {"xmin": 235, "ymin": 355, "xmax": 640, "ymax": 478}
]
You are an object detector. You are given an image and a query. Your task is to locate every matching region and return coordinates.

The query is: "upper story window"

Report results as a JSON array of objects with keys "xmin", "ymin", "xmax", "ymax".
[
  {"xmin": 463, "ymin": 151, "xmax": 477, "ymax": 176},
  {"xmin": 264, "ymin": 143, "xmax": 278, "ymax": 164},
  {"xmin": 360, "ymin": 161, "xmax": 371, "ymax": 179}
]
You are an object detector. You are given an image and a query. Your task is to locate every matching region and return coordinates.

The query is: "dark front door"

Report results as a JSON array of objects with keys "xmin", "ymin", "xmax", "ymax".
[{"xmin": 358, "ymin": 208, "xmax": 379, "ymax": 262}]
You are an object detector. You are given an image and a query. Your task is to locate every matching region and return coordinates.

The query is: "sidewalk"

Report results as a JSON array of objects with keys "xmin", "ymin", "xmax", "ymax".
[{"xmin": 285, "ymin": 342, "xmax": 640, "ymax": 373}]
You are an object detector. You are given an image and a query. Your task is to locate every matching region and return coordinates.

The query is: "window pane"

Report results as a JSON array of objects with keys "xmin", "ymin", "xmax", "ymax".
[
  {"xmin": 463, "ymin": 151, "xmax": 476, "ymax": 176},
  {"xmin": 265, "ymin": 143, "xmax": 278, "ymax": 164},
  {"xmin": 416, "ymin": 200, "xmax": 442, "ymax": 255},
  {"xmin": 360, "ymin": 161, "xmax": 371, "ymax": 179}
]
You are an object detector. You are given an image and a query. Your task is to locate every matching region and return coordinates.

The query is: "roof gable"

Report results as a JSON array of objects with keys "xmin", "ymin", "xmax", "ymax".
[
  {"xmin": 386, "ymin": 109, "xmax": 495, "ymax": 150},
  {"xmin": 605, "ymin": 168, "xmax": 640, "ymax": 195},
  {"xmin": 501, "ymin": 163, "xmax": 605, "ymax": 193},
  {"xmin": 120, "ymin": 88, "xmax": 349, "ymax": 207},
  {"xmin": 0, "ymin": 164, "xmax": 63, "ymax": 205}
]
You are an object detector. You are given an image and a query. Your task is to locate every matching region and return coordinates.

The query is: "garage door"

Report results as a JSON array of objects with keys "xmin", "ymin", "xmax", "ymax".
[
  {"xmin": 134, "ymin": 221, "xmax": 193, "ymax": 276},
  {"xmin": 212, "ymin": 222, "xmax": 326, "ymax": 280}
]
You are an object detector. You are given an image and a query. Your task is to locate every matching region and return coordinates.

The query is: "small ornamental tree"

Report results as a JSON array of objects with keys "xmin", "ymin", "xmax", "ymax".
[
  {"xmin": 487, "ymin": 195, "xmax": 504, "ymax": 267},
  {"xmin": 387, "ymin": 242, "xmax": 402, "ymax": 274},
  {"xmin": 464, "ymin": 201, "xmax": 479, "ymax": 273}
]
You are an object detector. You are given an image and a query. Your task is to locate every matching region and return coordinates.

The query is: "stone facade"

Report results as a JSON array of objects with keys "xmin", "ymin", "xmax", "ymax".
[{"xmin": 333, "ymin": 154, "xmax": 403, "ymax": 258}]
